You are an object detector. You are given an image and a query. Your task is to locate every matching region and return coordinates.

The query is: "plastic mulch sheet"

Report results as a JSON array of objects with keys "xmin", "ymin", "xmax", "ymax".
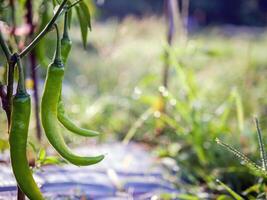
[{"xmin": 0, "ymin": 143, "xmax": 178, "ymax": 199}]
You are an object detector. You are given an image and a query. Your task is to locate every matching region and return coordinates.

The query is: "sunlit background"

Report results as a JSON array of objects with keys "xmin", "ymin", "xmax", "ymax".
[{"xmin": 1, "ymin": 0, "xmax": 267, "ymax": 198}]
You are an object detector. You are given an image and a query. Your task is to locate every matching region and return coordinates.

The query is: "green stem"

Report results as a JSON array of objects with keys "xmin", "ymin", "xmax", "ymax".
[
  {"xmin": 53, "ymin": 24, "xmax": 62, "ymax": 64},
  {"xmin": 0, "ymin": 30, "xmax": 12, "ymax": 60},
  {"xmin": 15, "ymin": 54, "xmax": 26, "ymax": 94},
  {"xmin": 19, "ymin": 0, "xmax": 68, "ymax": 58},
  {"xmin": 6, "ymin": 54, "xmax": 17, "ymax": 126},
  {"xmin": 63, "ymin": 12, "xmax": 69, "ymax": 39}
]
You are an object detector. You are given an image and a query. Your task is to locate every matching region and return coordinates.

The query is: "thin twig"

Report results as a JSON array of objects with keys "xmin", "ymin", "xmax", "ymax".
[
  {"xmin": 0, "ymin": 83, "xmax": 7, "ymax": 112},
  {"xmin": 0, "ymin": 31, "xmax": 12, "ymax": 60},
  {"xmin": 67, "ymin": 0, "xmax": 83, "ymax": 9},
  {"xmin": 19, "ymin": 0, "xmax": 68, "ymax": 58},
  {"xmin": 123, "ymin": 108, "xmax": 153, "ymax": 145}
]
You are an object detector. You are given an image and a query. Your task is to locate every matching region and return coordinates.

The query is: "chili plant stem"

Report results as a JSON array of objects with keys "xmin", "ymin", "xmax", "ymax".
[
  {"xmin": 0, "ymin": 83, "xmax": 7, "ymax": 112},
  {"xmin": 63, "ymin": 12, "xmax": 69, "ymax": 38},
  {"xmin": 6, "ymin": 54, "xmax": 17, "ymax": 126},
  {"xmin": 19, "ymin": 0, "xmax": 68, "ymax": 58},
  {"xmin": 0, "ymin": 31, "xmax": 12, "ymax": 60},
  {"xmin": 68, "ymin": 0, "xmax": 83, "ymax": 9}
]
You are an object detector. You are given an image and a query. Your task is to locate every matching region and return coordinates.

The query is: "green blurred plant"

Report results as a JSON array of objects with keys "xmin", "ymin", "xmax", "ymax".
[
  {"xmin": 216, "ymin": 118, "xmax": 267, "ymax": 177},
  {"xmin": 215, "ymin": 118, "xmax": 267, "ymax": 198}
]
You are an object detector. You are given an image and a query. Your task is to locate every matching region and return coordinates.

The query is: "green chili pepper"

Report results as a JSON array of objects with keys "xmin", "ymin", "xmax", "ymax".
[
  {"xmin": 58, "ymin": 99, "xmax": 99, "ymax": 137},
  {"xmin": 41, "ymin": 24, "xmax": 104, "ymax": 166},
  {"xmin": 59, "ymin": 12, "xmax": 99, "ymax": 137},
  {"xmin": 61, "ymin": 12, "xmax": 72, "ymax": 64},
  {"xmin": 9, "ymin": 55, "xmax": 44, "ymax": 200}
]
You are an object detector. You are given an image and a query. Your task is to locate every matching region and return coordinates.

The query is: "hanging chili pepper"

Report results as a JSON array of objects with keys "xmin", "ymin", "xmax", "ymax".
[
  {"xmin": 41, "ymin": 24, "xmax": 104, "ymax": 166},
  {"xmin": 9, "ymin": 54, "xmax": 44, "ymax": 200}
]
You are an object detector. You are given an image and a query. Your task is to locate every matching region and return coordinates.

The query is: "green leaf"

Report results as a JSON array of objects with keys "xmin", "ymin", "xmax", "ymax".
[
  {"xmin": 38, "ymin": 148, "xmax": 46, "ymax": 161},
  {"xmin": 0, "ymin": 138, "xmax": 9, "ymax": 151},
  {"xmin": 79, "ymin": 1, "xmax": 92, "ymax": 31},
  {"xmin": 43, "ymin": 156, "xmax": 64, "ymax": 165},
  {"xmin": 53, "ymin": 5, "xmax": 60, "ymax": 14},
  {"xmin": 28, "ymin": 141, "xmax": 37, "ymax": 153},
  {"xmin": 216, "ymin": 179, "xmax": 244, "ymax": 200},
  {"xmin": 242, "ymin": 184, "xmax": 260, "ymax": 195},
  {"xmin": 75, "ymin": 6, "xmax": 88, "ymax": 48},
  {"xmin": 17, "ymin": 0, "xmax": 27, "ymax": 8},
  {"xmin": 177, "ymin": 194, "xmax": 199, "ymax": 200},
  {"xmin": 216, "ymin": 195, "xmax": 233, "ymax": 200},
  {"xmin": 52, "ymin": 0, "xmax": 58, "ymax": 7}
]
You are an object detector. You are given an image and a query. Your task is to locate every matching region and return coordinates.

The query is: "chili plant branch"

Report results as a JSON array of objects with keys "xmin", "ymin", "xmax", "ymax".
[
  {"xmin": 0, "ymin": 83, "xmax": 7, "ymax": 112},
  {"xmin": 68, "ymin": 0, "xmax": 83, "ymax": 9},
  {"xmin": 0, "ymin": 28, "xmax": 16, "ymax": 125},
  {"xmin": 19, "ymin": 0, "xmax": 68, "ymax": 58},
  {"xmin": 0, "ymin": 30, "xmax": 12, "ymax": 60}
]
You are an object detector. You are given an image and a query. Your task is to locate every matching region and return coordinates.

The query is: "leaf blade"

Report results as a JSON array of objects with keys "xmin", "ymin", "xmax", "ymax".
[{"xmin": 75, "ymin": 5, "xmax": 88, "ymax": 48}]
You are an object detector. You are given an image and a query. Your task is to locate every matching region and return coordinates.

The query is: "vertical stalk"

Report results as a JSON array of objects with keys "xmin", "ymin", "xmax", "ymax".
[
  {"xmin": 0, "ymin": 31, "xmax": 12, "ymax": 59},
  {"xmin": 0, "ymin": 22, "xmax": 15, "ymax": 128},
  {"xmin": 0, "ymin": 30, "xmax": 11, "ymax": 119},
  {"xmin": 16, "ymin": 54, "xmax": 26, "ymax": 94},
  {"xmin": 25, "ymin": 0, "xmax": 42, "ymax": 141},
  {"xmin": 6, "ymin": 55, "xmax": 16, "ymax": 125},
  {"xmin": 0, "ymin": 83, "xmax": 7, "ymax": 114},
  {"xmin": 10, "ymin": 0, "xmax": 20, "ymax": 46},
  {"xmin": 162, "ymin": 0, "xmax": 176, "ymax": 89},
  {"xmin": 30, "ymin": 54, "xmax": 42, "ymax": 140},
  {"xmin": 156, "ymin": 0, "xmax": 177, "ymax": 136},
  {"xmin": 53, "ymin": 24, "xmax": 62, "ymax": 64},
  {"xmin": 17, "ymin": 190, "xmax": 25, "ymax": 200},
  {"xmin": 63, "ymin": 12, "xmax": 69, "ymax": 39},
  {"xmin": 181, "ymin": 0, "xmax": 189, "ymax": 41}
]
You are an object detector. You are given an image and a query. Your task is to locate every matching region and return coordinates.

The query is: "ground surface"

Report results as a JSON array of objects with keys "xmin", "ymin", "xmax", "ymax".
[{"xmin": 0, "ymin": 142, "xmax": 178, "ymax": 199}]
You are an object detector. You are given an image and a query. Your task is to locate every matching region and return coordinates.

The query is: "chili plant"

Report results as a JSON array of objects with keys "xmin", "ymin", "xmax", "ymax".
[{"xmin": 0, "ymin": 0, "xmax": 103, "ymax": 199}]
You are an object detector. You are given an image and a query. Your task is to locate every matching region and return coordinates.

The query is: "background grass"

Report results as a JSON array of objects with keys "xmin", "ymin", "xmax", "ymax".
[{"xmin": 1, "ymin": 16, "xmax": 267, "ymax": 197}]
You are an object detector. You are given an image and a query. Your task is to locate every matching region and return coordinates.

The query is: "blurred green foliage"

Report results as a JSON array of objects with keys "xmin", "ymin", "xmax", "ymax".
[
  {"xmin": 96, "ymin": 0, "xmax": 267, "ymax": 26},
  {"xmin": 59, "ymin": 18, "xmax": 267, "ymax": 197},
  {"xmin": 1, "ymin": 4, "xmax": 267, "ymax": 197}
]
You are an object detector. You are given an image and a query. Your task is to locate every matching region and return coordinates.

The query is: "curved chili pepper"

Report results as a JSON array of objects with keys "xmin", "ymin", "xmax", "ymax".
[
  {"xmin": 41, "ymin": 25, "xmax": 104, "ymax": 166},
  {"xmin": 9, "ymin": 55, "xmax": 44, "ymax": 200},
  {"xmin": 57, "ymin": 99, "xmax": 99, "ymax": 137},
  {"xmin": 59, "ymin": 12, "xmax": 99, "ymax": 137}
]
